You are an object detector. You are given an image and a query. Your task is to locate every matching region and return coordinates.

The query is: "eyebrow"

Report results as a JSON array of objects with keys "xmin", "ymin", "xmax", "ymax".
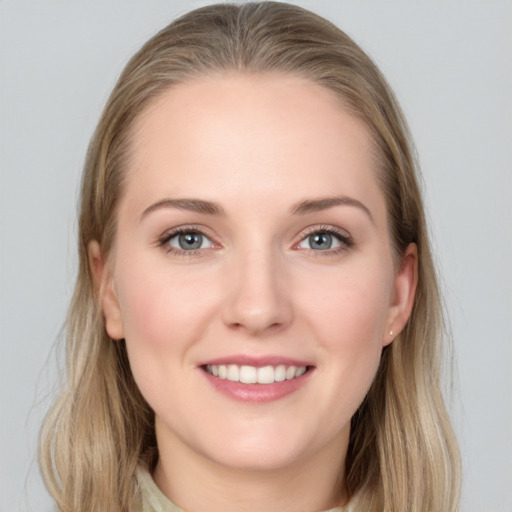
[
  {"xmin": 141, "ymin": 198, "xmax": 225, "ymax": 219},
  {"xmin": 141, "ymin": 195, "xmax": 373, "ymax": 222},
  {"xmin": 290, "ymin": 196, "xmax": 374, "ymax": 222}
]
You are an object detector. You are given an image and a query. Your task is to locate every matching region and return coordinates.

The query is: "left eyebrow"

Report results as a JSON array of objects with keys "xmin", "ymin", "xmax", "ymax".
[
  {"xmin": 290, "ymin": 195, "xmax": 374, "ymax": 223},
  {"xmin": 140, "ymin": 198, "xmax": 225, "ymax": 220}
]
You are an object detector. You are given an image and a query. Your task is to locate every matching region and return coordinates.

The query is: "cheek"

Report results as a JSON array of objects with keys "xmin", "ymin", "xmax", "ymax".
[
  {"xmin": 115, "ymin": 255, "xmax": 216, "ymax": 344},
  {"xmin": 298, "ymin": 261, "xmax": 392, "ymax": 399},
  {"xmin": 113, "ymin": 257, "xmax": 220, "ymax": 383},
  {"xmin": 302, "ymin": 264, "xmax": 392, "ymax": 348},
  {"xmin": 114, "ymin": 262, "xmax": 225, "ymax": 421}
]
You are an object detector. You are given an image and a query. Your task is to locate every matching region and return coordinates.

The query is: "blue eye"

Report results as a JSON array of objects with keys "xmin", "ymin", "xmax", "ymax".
[
  {"xmin": 163, "ymin": 230, "xmax": 214, "ymax": 252},
  {"xmin": 297, "ymin": 229, "xmax": 350, "ymax": 251},
  {"xmin": 307, "ymin": 232, "xmax": 337, "ymax": 250}
]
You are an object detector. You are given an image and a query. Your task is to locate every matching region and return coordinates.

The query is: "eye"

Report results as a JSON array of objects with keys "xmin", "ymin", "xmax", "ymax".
[
  {"xmin": 296, "ymin": 227, "xmax": 353, "ymax": 253},
  {"xmin": 159, "ymin": 228, "xmax": 215, "ymax": 254},
  {"xmin": 171, "ymin": 232, "xmax": 210, "ymax": 250},
  {"xmin": 299, "ymin": 232, "xmax": 340, "ymax": 250}
]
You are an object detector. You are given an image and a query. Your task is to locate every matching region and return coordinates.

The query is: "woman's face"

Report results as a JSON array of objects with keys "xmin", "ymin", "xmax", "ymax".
[{"xmin": 95, "ymin": 73, "xmax": 416, "ymax": 474}]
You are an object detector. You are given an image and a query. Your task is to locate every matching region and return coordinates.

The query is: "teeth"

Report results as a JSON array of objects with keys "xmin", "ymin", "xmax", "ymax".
[
  {"xmin": 227, "ymin": 364, "xmax": 239, "ymax": 382},
  {"xmin": 274, "ymin": 365, "xmax": 286, "ymax": 382},
  {"xmin": 286, "ymin": 366, "xmax": 297, "ymax": 380},
  {"xmin": 257, "ymin": 365, "xmax": 274, "ymax": 384},
  {"xmin": 206, "ymin": 364, "xmax": 308, "ymax": 384},
  {"xmin": 295, "ymin": 366, "xmax": 306, "ymax": 377},
  {"xmin": 240, "ymin": 365, "xmax": 257, "ymax": 384}
]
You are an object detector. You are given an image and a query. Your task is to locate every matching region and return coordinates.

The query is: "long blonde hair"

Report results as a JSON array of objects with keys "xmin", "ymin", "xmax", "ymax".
[{"xmin": 40, "ymin": 2, "xmax": 461, "ymax": 511}]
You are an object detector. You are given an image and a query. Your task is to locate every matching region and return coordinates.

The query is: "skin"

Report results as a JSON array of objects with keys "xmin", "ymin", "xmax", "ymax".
[{"xmin": 90, "ymin": 73, "xmax": 417, "ymax": 512}]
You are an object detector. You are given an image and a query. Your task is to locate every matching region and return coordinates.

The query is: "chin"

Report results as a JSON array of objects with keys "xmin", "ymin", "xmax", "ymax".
[
  {"xmin": 195, "ymin": 424, "xmax": 337, "ymax": 473},
  {"xmin": 205, "ymin": 445, "xmax": 308, "ymax": 473}
]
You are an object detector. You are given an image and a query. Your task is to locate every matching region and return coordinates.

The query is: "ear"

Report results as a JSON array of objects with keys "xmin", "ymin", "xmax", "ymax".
[
  {"xmin": 88, "ymin": 240, "xmax": 124, "ymax": 340},
  {"xmin": 384, "ymin": 243, "xmax": 418, "ymax": 346}
]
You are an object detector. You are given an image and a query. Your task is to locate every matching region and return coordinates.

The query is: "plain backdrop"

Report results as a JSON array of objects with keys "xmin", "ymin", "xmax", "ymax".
[{"xmin": 0, "ymin": 1, "xmax": 511, "ymax": 511}]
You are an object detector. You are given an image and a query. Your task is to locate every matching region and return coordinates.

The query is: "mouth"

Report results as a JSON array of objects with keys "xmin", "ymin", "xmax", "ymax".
[
  {"xmin": 203, "ymin": 364, "xmax": 309, "ymax": 384},
  {"xmin": 199, "ymin": 355, "xmax": 315, "ymax": 404},
  {"xmin": 199, "ymin": 356, "xmax": 314, "ymax": 402}
]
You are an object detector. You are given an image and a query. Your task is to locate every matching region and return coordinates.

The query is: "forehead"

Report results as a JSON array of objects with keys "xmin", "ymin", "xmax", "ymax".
[{"xmin": 122, "ymin": 73, "xmax": 385, "ymax": 221}]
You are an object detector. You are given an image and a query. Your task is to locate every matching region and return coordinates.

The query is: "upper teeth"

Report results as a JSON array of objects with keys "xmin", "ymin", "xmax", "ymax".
[{"xmin": 205, "ymin": 364, "xmax": 307, "ymax": 384}]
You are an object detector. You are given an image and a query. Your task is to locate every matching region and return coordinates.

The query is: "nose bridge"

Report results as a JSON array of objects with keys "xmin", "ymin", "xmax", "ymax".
[{"xmin": 222, "ymin": 239, "xmax": 293, "ymax": 335}]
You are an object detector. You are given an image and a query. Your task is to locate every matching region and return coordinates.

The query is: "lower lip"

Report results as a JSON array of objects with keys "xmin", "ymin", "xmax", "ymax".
[{"xmin": 201, "ymin": 368, "xmax": 312, "ymax": 403}]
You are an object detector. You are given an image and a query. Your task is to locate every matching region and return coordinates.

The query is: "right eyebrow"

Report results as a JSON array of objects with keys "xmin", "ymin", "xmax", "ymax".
[
  {"xmin": 290, "ymin": 195, "xmax": 374, "ymax": 224},
  {"xmin": 140, "ymin": 198, "xmax": 225, "ymax": 220}
]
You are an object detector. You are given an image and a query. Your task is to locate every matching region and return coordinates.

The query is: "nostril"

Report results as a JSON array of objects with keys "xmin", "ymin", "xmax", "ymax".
[{"xmin": 227, "ymin": 319, "xmax": 286, "ymax": 335}]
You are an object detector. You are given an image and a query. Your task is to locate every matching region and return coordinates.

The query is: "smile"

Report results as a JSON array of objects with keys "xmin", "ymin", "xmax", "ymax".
[{"xmin": 205, "ymin": 364, "xmax": 308, "ymax": 384}]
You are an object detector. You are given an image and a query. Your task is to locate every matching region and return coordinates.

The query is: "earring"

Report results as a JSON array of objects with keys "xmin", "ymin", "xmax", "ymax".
[{"xmin": 389, "ymin": 329, "xmax": 394, "ymax": 337}]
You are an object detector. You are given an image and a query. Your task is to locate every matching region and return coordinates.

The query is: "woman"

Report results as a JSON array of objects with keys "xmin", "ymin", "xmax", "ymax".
[{"xmin": 39, "ymin": 2, "xmax": 461, "ymax": 511}]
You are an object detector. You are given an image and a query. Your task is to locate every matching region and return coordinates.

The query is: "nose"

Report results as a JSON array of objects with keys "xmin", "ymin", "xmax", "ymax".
[{"xmin": 221, "ymin": 248, "xmax": 293, "ymax": 336}]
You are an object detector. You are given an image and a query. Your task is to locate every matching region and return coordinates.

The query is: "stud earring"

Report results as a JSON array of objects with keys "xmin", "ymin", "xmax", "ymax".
[{"xmin": 389, "ymin": 329, "xmax": 394, "ymax": 337}]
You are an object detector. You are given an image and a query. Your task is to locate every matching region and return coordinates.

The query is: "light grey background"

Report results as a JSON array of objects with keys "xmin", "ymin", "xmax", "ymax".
[{"xmin": 1, "ymin": 1, "xmax": 510, "ymax": 511}]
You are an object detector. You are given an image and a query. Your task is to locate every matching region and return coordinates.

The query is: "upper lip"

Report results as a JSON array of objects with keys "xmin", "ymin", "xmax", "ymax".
[{"xmin": 197, "ymin": 354, "xmax": 313, "ymax": 368}]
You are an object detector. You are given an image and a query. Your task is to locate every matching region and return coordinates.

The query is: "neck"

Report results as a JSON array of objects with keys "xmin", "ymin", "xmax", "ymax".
[{"xmin": 153, "ymin": 422, "xmax": 348, "ymax": 512}]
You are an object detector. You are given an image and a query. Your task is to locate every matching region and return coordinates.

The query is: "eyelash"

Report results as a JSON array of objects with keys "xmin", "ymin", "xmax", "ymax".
[{"xmin": 157, "ymin": 224, "xmax": 354, "ymax": 257}]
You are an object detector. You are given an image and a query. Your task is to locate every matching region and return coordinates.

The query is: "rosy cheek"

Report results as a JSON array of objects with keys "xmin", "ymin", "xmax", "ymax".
[
  {"xmin": 315, "ymin": 276, "xmax": 388, "ymax": 336},
  {"xmin": 117, "ymin": 262, "xmax": 219, "ymax": 351},
  {"xmin": 118, "ymin": 278, "xmax": 186, "ymax": 398}
]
